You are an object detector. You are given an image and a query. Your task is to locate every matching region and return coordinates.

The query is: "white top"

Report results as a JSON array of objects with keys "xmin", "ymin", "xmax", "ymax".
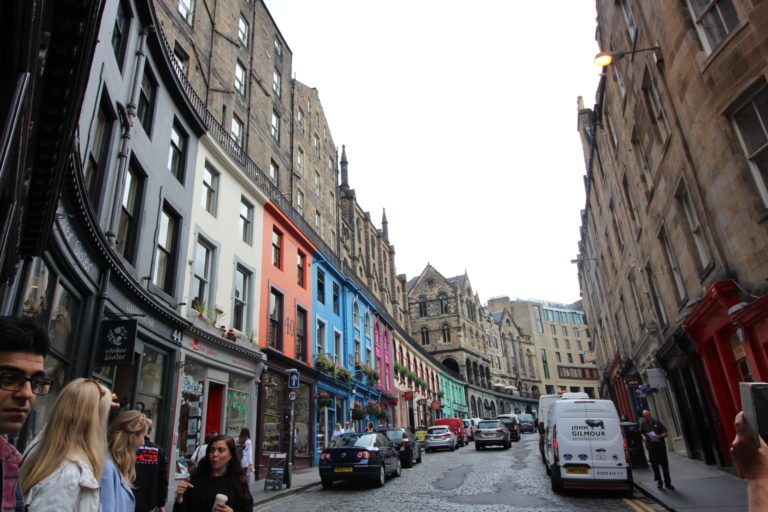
[
  {"xmin": 25, "ymin": 458, "xmax": 100, "ymax": 512},
  {"xmin": 240, "ymin": 438, "xmax": 252, "ymax": 468}
]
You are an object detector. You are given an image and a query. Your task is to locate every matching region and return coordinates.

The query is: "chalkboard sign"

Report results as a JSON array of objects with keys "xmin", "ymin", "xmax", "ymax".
[
  {"xmin": 264, "ymin": 453, "xmax": 287, "ymax": 491},
  {"xmin": 96, "ymin": 319, "xmax": 137, "ymax": 366}
]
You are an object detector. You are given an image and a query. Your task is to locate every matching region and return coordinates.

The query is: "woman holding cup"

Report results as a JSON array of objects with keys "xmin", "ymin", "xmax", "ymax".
[{"xmin": 173, "ymin": 435, "xmax": 253, "ymax": 512}]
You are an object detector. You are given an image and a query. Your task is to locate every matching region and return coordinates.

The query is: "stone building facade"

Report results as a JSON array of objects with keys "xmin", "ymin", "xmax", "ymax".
[{"xmin": 575, "ymin": 0, "xmax": 768, "ymax": 467}]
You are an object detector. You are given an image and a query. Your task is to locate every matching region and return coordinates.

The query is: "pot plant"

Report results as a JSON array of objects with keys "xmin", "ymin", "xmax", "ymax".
[
  {"xmin": 351, "ymin": 407, "xmax": 366, "ymax": 421},
  {"xmin": 335, "ymin": 366, "xmax": 353, "ymax": 384},
  {"xmin": 365, "ymin": 401, "xmax": 381, "ymax": 416},
  {"xmin": 315, "ymin": 355, "xmax": 334, "ymax": 374},
  {"xmin": 376, "ymin": 408, "xmax": 388, "ymax": 421},
  {"xmin": 190, "ymin": 299, "xmax": 208, "ymax": 320}
]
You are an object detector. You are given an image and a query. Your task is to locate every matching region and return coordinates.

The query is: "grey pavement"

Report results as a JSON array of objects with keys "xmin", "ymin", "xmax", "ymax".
[{"xmin": 633, "ymin": 450, "xmax": 748, "ymax": 512}]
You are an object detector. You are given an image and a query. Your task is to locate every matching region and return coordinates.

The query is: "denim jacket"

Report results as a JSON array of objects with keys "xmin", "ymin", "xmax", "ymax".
[
  {"xmin": 99, "ymin": 457, "xmax": 134, "ymax": 512},
  {"xmin": 24, "ymin": 458, "xmax": 100, "ymax": 512}
]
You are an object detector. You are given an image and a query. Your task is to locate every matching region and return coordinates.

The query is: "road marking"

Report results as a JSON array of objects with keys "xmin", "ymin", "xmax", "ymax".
[{"xmin": 622, "ymin": 498, "xmax": 650, "ymax": 512}]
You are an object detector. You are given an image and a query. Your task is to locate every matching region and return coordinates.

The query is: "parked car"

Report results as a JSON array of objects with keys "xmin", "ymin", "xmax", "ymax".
[
  {"xmin": 463, "ymin": 419, "xmax": 475, "ymax": 441},
  {"xmin": 382, "ymin": 428, "xmax": 423, "ymax": 468},
  {"xmin": 319, "ymin": 432, "xmax": 401, "ymax": 488},
  {"xmin": 474, "ymin": 419, "xmax": 511, "ymax": 450},
  {"xmin": 496, "ymin": 414, "xmax": 521, "ymax": 442},
  {"xmin": 424, "ymin": 425, "xmax": 457, "ymax": 452},
  {"xmin": 518, "ymin": 413, "xmax": 535, "ymax": 433},
  {"xmin": 434, "ymin": 417, "xmax": 468, "ymax": 446},
  {"xmin": 543, "ymin": 398, "xmax": 632, "ymax": 493}
]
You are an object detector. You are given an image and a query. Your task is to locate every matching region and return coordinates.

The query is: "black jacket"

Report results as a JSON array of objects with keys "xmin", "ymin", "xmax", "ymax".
[{"xmin": 134, "ymin": 438, "xmax": 169, "ymax": 512}]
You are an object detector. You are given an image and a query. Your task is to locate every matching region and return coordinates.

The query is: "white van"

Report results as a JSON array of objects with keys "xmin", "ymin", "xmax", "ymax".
[
  {"xmin": 537, "ymin": 393, "xmax": 589, "ymax": 461},
  {"xmin": 544, "ymin": 398, "xmax": 632, "ymax": 492}
]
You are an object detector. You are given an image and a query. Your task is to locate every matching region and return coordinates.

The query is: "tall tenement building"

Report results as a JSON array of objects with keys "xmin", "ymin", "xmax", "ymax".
[
  {"xmin": 489, "ymin": 297, "xmax": 597, "ymax": 399},
  {"xmin": 575, "ymin": 0, "xmax": 768, "ymax": 470}
]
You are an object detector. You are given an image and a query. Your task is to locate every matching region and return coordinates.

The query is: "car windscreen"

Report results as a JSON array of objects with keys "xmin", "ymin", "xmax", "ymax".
[
  {"xmin": 477, "ymin": 421, "xmax": 501, "ymax": 429},
  {"xmin": 384, "ymin": 430, "xmax": 404, "ymax": 440},
  {"xmin": 330, "ymin": 434, "xmax": 376, "ymax": 447},
  {"xmin": 427, "ymin": 427, "xmax": 449, "ymax": 434},
  {"xmin": 519, "ymin": 414, "xmax": 533, "ymax": 422}
]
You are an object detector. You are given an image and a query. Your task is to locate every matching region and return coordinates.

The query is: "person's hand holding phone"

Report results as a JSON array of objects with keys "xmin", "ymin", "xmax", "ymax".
[{"xmin": 732, "ymin": 411, "xmax": 768, "ymax": 480}]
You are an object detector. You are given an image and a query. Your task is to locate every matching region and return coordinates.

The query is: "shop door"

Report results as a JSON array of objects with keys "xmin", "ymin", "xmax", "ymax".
[{"xmin": 207, "ymin": 383, "xmax": 224, "ymax": 435}]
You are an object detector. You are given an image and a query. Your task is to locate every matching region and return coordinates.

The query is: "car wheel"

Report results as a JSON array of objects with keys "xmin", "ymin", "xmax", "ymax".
[
  {"xmin": 393, "ymin": 458, "xmax": 402, "ymax": 478},
  {"xmin": 551, "ymin": 474, "xmax": 563, "ymax": 493},
  {"xmin": 475, "ymin": 443, "xmax": 481, "ymax": 451},
  {"xmin": 373, "ymin": 464, "xmax": 386, "ymax": 487},
  {"xmin": 403, "ymin": 449, "xmax": 414, "ymax": 468},
  {"xmin": 417, "ymin": 449, "xmax": 422, "ymax": 464},
  {"xmin": 545, "ymin": 463, "xmax": 552, "ymax": 476},
  {"xmin": 321, "ymin": 476, "xmax": 334, "ymax": 489},
  {"xmin": 451, "ymin": 442, "xmax": 456, "ymax": 451},
  {"xmin": 505, "ymin": 441, "xmax": 511, "ymax": 449}
]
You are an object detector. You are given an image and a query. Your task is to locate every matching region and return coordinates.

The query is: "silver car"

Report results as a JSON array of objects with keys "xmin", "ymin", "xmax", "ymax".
[
  {"xmin": 474, "ymin": 420, "xmax": 511, "ymax": 450},
  {"xmin": 424, "ymin": 425, "xmax": 457, "ymax": 452}
]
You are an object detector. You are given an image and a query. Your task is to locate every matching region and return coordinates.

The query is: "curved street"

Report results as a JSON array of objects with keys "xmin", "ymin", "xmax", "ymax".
[{"xmin": 256, "ymin": 434, "xmax": 664, "ymax": 512}]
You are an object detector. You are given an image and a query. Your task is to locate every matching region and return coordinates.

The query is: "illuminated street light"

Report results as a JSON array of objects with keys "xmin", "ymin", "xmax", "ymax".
[{"xmin": 594, "ymin": 46, "xmax": 660, "ymax": 66}]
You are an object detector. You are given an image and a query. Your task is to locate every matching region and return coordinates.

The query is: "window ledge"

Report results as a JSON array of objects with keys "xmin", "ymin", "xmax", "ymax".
[{"xmin": 700, "ymin": 20, "xmax": 750, "ymax": 75}]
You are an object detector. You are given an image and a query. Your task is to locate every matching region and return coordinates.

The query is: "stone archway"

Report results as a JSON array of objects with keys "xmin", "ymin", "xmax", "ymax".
[{"xmin": 443, "ymin": 357, "xmax": 459, "ymax": 373}]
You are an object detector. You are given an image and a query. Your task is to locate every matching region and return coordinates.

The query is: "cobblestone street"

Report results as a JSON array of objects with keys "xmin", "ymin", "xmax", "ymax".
[{"xmin": 256, "ymin": 435, "xmax": 664, "ymax": 512}]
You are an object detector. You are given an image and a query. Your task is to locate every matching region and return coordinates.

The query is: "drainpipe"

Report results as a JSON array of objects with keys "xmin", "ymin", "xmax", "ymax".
[{"xmin": 106, "ymin": 26, "xmax": 154, "ymax": 246}]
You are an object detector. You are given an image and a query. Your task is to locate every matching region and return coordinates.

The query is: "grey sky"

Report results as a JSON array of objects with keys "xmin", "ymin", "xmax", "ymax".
[{"xmin": 265, "ymin": 0, "xmax": 601, "ymax": 304}]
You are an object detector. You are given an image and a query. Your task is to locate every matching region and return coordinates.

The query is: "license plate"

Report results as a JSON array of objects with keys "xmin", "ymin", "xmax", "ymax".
[
  {"xmin": 334, "ymin": 467, "xmax": 353, "ymax": 472},
  {"xmin": 484, "ymin": 434, "xmax": 496, "ymax": 437},
  {"xmin": 565, "ymin": 467, "xmax": 590, "ymax": 475},
  {"xmin": 594, "ymin": 468, "xmax": 627, "ymax": 479}
]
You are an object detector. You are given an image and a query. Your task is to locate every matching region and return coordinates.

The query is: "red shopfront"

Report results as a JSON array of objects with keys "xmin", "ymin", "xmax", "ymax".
[{"xmin": 682, "ymin": 280, "xmax": 768, "ymax": 466}]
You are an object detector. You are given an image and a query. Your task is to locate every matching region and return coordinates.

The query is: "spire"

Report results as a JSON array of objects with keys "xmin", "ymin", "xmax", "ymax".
[
  {"xmin": 340, "ymin": 145, "xmax": 349, "ymax": 188},
  {"xmin": 382, "ymin": 208, "xmax": 389, "ymax": 242}
]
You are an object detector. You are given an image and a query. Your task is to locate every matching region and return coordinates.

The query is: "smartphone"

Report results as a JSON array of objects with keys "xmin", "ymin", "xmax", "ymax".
[{"xmin": 739, "ymin": 382, "xmax": 768, "ymax": 447}]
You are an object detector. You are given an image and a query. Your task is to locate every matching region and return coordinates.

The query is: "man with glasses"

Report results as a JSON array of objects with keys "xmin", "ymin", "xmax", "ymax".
[{"xmin": 0, "ymin": 316, "xmax": 51, "ymax": 512}]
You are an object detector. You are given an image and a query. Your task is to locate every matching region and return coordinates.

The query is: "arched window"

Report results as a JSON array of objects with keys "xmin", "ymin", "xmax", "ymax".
[
  {"xmin": 439, "ymin": 294, "xmax": 448, "ymax": 314},
  {"xmin": 365, "ymin": 313, "xmax": 372, "ymax": 337},
  {"xmin": 471, "ymin": 396, "xmax": 478, "ymax": 417},
  {"xmin": 353, "ymin": 302, "xmax": 360, "ymax": 326},
  {"xmin": 442, "ymin": 324, "xmax": 451, "ymax": 342},
  {"xmin": 418, "ymin": 297, "xmax": 427, "ymax": 317},
  {"xmin": 420, "ymin": 326, "xmax": 429, "ymax": 345}
]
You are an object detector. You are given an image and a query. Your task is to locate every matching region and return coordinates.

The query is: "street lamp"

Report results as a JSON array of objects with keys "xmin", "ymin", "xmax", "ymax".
[
  {"xmin": 570, "ymin": 257, "xmax": 598, "ymax": 264},
  {"xmin": 594, "ymin": 46, "xmax": 661, "ymax": 66}
]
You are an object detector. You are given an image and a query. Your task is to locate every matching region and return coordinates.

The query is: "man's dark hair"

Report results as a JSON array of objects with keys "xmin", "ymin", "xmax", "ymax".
[{"xmin": 0, "ymin": 316, "xmax": 50, "ymax": 356}]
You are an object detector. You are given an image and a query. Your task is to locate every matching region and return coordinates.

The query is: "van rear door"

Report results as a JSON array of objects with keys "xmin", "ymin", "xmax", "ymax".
[{"xmin": 583, "ymin": 402, "xmax": 627, "ymax": 481}]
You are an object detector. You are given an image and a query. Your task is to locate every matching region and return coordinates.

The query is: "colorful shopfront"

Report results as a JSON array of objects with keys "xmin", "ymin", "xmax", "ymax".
[{"xmin": 172, "ymin": 329, "xmax": 265, "ymax": 479}]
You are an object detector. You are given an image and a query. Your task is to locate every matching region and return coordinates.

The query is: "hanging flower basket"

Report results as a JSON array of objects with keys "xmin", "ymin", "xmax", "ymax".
[
  {"xmin": 317, "ymin": 392, "xmax": 333, "ymax": 408},
  {"xmin": 376, "ymin": 408, "xmax": 388, "ymax": 420},
  {"xmin": 366, "ymin": 401, "xmax": 381, "ymax": 415},
  {"xmin": 351, "ymin": 407, "xmax": 366, "ymax": 421}
]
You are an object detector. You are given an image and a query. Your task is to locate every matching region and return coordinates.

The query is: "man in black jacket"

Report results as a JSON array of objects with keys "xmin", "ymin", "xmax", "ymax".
[
  {"xmin": 134, "ymin": 419, "xmax": 169, "ymax": 512},
  {"xmin": 640, "ymin": 409, "xmax": 674, "ymax": 490}
]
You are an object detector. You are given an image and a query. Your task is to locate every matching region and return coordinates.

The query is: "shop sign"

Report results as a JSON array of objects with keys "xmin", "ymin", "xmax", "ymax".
[
  {"xmin": 431, "ymin": 400, "xmax": 441, "ymax": 410},
  {"xmin": 404, "ymin": 391, "xmax": 414, "ymax": 400},
  {"xmin": 96, "ymin": 319, "xmax": 137, "ymax": 366},
  {"xmin": 626, "ymin": 376, "xmax": 641, "ymax": 387}
]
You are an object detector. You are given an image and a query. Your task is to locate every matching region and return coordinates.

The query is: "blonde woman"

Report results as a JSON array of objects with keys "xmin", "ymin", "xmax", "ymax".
[
  {"xmin": 21, "ymin": 378, "xmax": 112, "ymax": 512},
  {"xmin": 101, "ymin": 409, "xmax": 147, "ymax": 511}
]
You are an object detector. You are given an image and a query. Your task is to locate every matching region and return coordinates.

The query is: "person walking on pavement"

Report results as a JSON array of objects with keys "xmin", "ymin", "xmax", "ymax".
[
  {"xmin": 236, "ymin": 428, "xmax": 253, "ymax": 481},
  {"xmin": 21, "ymin": 378, "xmax": 111, "ymax": 512},
  {"xmin": 639, "ymin": 409, "xmax": 674, "ymax": 490},
  {"xmin": 0, "ymin": 317, "xmax": 51, "ymax": 512},
  {"xmin": 173, "ymin": 435, "xmax": 253, "ymax": 512},
  {"xmin": 134, "ymin": 418, "xmax": 168, "ymax": 512}
]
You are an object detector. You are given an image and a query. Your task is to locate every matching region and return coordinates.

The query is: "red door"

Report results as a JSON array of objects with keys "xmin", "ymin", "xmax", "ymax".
[{"xmin": 207, "ymin": 383, "xmax": 224, "ymax": 435}]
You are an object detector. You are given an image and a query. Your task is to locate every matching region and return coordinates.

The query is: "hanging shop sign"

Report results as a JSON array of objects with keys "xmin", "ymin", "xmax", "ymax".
[
  {"xmin": 404, "ymin": 391, "xmax": 414, "ymax": 401},
  {"xmin": 96, "ymin": 319, "xmax": 137, "ymax": 366}
]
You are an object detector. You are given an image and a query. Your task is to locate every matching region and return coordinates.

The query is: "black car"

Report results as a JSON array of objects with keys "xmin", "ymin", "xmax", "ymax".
[
  {"xmin": 382, "ymin": 428, "xmax": 423, "ymax": 468},
  {"xmin": 496, "ymin": 415, "xmax": 521, "ymax": 442},
  {"xmin": 319, "ymin": 432, "xmax": 401, "ymax": 488}
]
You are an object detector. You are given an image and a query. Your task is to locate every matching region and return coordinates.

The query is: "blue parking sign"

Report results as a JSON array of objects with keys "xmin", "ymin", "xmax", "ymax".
[{"xmin": 288, "ymin": 371, "xmax": 300, "ymax": 388}]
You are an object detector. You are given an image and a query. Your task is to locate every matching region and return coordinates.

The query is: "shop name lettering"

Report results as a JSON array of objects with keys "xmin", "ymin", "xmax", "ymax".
[
  {"xmin": 571, "ymin": 425, "xmax": 606, "ymax": 438},
  {"xmin": 192, "ymin": 343, "xmax": 218, "ymax": 357},
  {"xmin": 103, "ymin": 345, "xmax": 128, "ymax": 361}
]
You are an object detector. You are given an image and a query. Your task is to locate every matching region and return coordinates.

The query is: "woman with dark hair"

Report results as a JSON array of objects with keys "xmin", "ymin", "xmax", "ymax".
[
  {"xmin": 173, "ymin": 435, "xmax": 253, "ymax": 512},
  {"xmin": 236, "ymin": 428, "xmax": 253, "ymax": 480}
]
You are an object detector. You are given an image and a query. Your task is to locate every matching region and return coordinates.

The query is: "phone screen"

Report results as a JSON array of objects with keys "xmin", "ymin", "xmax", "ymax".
[{"xmin": 754, "ymin": 384, "xmax": 768, "ymax": 444}]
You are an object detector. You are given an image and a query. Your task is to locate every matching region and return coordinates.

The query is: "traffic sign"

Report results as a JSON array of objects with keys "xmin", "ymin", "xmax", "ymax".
[
  {"xmin": 288, "ymin": 390, "xmax": 297, "ymax": 401},
  {"xmin": 287, "ymin": 370, "xmax": 300, "ymax": 388}
]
